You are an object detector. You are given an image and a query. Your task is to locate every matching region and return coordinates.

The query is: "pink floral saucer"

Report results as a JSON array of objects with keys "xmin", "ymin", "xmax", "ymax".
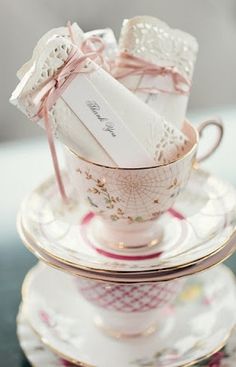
[
  {"xmin": 17, "ymin": 304, "xmax": 236, "ymax": 367},
  {"xmin": 21, "ymin": 263, "xmax": 236, "ymax": 367}
]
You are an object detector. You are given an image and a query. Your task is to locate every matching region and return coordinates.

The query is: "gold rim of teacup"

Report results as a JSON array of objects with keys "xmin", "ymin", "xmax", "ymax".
[{"xmin": 67, "ymin": 120, "xmax": 199, "ymax": 170}]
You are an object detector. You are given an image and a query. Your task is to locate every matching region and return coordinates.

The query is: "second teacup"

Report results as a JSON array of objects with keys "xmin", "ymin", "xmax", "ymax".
[{"xmin": 75, "ymin": 276, "xmax": 184, "ymax": 338}]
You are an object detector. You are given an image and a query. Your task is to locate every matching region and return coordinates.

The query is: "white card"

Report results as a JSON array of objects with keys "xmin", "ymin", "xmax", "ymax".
[{"xmin": 62, "ymin": 71, "xmax": 155, "ymax": 167}]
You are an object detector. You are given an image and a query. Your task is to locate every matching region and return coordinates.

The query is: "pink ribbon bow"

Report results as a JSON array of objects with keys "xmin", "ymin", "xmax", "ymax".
[
  {"xmin": 113, "ymin": 51, "xmax": 191, "ymax": 95},
  {"xmin": 33, "ymin": 36, "xmax": 106, "ymax": 203}
]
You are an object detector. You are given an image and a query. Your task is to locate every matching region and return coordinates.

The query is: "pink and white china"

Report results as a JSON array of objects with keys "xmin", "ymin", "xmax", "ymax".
[
  {"xmin": 12, "ymin": 17, "xmax": 236, "ymax": 367},
  {"xmin": 75, "ymin": 276, "xmax": 183, "ymax": 336},
  {"xmin": 22, "ymin": 263, "xmax": 236, "ymax": 367},
  {"xmin": 19, "ymin": 166, "xmax": 236, "ymax": 276},
  {"xmin": 17, "ymin": 217, "xmax": 236, "ymax": 282},
  {"xmin": 17, "ymin": 303, "xmax": 236, "ymax": 367},
  {"xmin": 64, "ymin": 119, "xmax": 223, "ymax": 249}
]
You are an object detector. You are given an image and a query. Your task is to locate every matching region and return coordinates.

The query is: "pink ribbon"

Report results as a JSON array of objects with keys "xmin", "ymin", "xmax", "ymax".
[
  {"xmin": 33, "ymin": 37, "xmax": 106, "ymax": 203},
  {"xmin": 113, "ymin": 52, "xmax": 191, "ymax": 95},
  {"xmin": 67, "ymin": 21, "xmax": 76, "ymax": 44}
]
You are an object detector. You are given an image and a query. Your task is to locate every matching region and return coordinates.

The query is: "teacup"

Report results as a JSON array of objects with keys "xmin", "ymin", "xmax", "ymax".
[
  {"xmin": 65, "ymin": 119, "xmax": 223, "ymax": 249},
  {"xmin": 75, "ymin": 276, "xmax": 184, "ymax": 337}
]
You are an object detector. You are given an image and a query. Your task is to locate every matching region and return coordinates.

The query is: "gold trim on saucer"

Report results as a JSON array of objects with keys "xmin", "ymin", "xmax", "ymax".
[
  {"xmin": 17, "ymin": 202, "xmax": 236, "ymax": 278},
  {"xmin": 17, "ymin": 213, "xmax": 236, "ymax": 283},
  {"xmin": 34, "ymin": 327, "xmax": 94, "ymax": 367},
  {"xmin": 21, "ymin": 268, "xmax": 93, "ymax": 367},
  {"xmin": 17, "ymin": 305, "xmax": 234, "ymax": 367},
  {"xmin": 181, "ymin": 330, "xmax": 233, "ymax": 367},
  {"xmin": 17, "ymin": 307, "xmax": 232, "ymax": 367}
]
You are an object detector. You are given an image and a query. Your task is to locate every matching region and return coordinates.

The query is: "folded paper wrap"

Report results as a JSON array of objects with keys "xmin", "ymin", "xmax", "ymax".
[
  {"xmin": 17, "ymin": 25, "xmax": 117, "ymax": 79},
  {"xmin": 116, "ymin": 16, "xmax": 199, "ymax": 129},
  {"xmin": 17, "ymin": 23, "xmax": 84, "ymax": 80},
  {"xmin": 10, "ymin": 22, "xmax": 190, "ymax": 169}
]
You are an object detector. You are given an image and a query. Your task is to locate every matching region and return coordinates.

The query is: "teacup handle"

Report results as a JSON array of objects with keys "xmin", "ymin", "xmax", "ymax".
[{"xmin": 197, "ymin": 118, "xmax": 224, "ymax": 163}]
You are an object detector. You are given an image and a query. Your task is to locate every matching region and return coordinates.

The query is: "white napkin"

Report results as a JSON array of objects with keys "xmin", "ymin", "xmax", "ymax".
[
  {"xmin": 117, "ymin": 16, "xmax": 199, "ymax": 129},
  {"xmin": 10, "ymin": 23, "xmax": 190, "ymax": 167}
]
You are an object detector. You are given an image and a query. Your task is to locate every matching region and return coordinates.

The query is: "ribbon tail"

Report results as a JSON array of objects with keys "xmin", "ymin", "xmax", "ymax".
[
  {"xmin": 43, "ymin": 104, "xmax": 68, "ymax": 203},
  {"xmin": 67, "ymin": 21, "xmax": 76, "ymax": 45}
]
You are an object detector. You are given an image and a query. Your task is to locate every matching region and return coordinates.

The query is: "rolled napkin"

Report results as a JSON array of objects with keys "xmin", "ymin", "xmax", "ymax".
[
  {"xmin": 115, "ymin": 16, "xmax": 199, "ymax": 129},
  {"xmin": 17, "ymin": 23, "xmax": 84, "ymax": 80},
  {"xmin": 17, "ymin": 25, "xmax": 117, "ymax": 79},
  {"xmin": 11, "ymin": 25, "xmax": 116, "ymax": 168}
]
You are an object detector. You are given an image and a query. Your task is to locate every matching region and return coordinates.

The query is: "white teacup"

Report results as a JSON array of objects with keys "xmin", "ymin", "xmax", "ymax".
[
  {"xmin": 75, "ymin": 276, "xmax": 184, "ymax": 337},
  {"xmin": 65, "ymin": 119, "xmax": 223, "ymax": 249}
]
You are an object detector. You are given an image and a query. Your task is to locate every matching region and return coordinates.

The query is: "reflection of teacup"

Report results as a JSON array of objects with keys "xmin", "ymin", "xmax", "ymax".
[
  {"xmin": 65, "ymin": 119, "xmax": 223, "ymax": 249},
  {"xmin": 75, "ymin": 276, "xmax": 184, "ymax": 338}
]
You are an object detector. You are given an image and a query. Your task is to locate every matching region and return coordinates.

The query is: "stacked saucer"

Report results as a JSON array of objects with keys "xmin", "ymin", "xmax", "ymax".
[
  {"xmin": 17, "ymin": 263, "xmax": 236, "ymax": 367},
  {"xmin": 18, "ymin": 166, "xmax": 236, "ymax": 282},
  {"xmin": 17, "ymin": 164, "xmax": 236, "ymax": 367},
  {"xmin": 16, "ymin": 297, "xmax": 236, "ymax": 367}
]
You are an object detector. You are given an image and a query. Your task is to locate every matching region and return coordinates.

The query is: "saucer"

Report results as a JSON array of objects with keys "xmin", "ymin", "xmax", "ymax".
[
  {"xmin": 22, "ymin": 263, "xmax": 236, "ymax": 367},
  {"xmin": 19, "ymin": 168, "xmax": 236, "ymax": 274},
  {"xmin": 17, "ymin": 305, "xmax": 76, "ymax": 366},
  {"xmin": 17, "ymin": 304, "xmax": 236, "ymax": 367},
  {"xmin": 18, "ymin": 218, "xmax": 236, "ymax": 282}
]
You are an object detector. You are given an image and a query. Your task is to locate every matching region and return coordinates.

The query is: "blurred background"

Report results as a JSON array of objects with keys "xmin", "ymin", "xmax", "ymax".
[{"xmin": 1, "ymin": 0, "xmax": 236, "ymax": 141}]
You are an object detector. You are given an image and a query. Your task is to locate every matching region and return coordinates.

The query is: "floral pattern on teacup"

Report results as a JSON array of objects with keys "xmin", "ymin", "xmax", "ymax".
[{"xmin": 76, "ymin": 162, "xmax": 190, "ymax": 223}]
